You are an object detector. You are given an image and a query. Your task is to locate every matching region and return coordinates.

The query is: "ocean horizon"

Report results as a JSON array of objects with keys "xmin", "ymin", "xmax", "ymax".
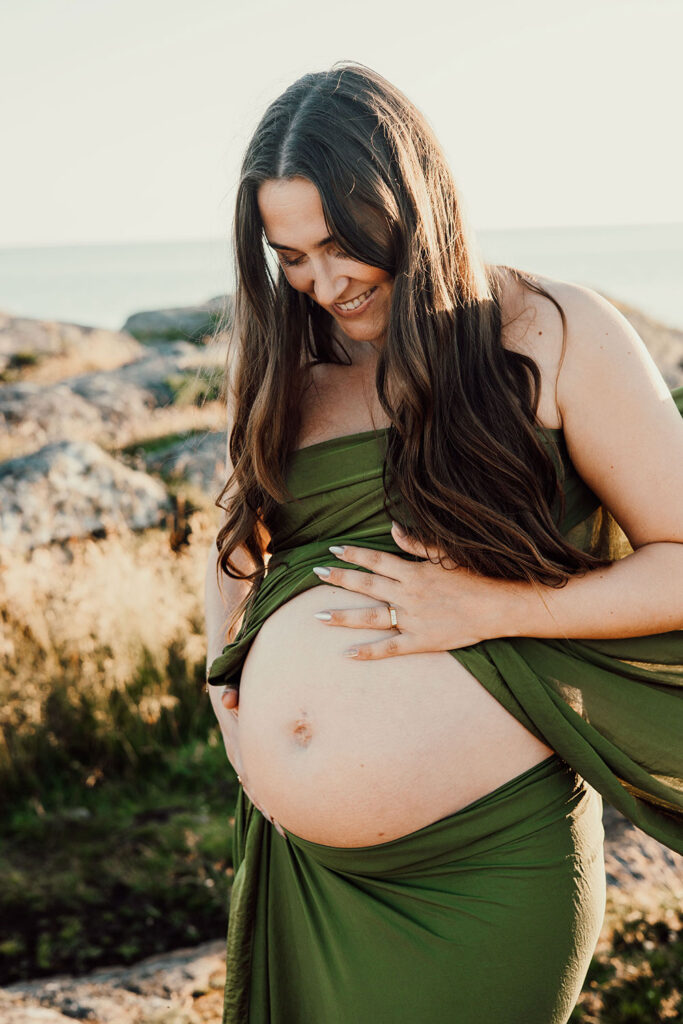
[{"xmin": 1, "ymin": 221, "xmax": 682, "ymax": 334}]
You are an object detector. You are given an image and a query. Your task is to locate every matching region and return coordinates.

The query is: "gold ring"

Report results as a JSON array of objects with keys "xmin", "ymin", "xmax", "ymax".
[{"xmin": 387, "ymin": 604, "xmax": 398, "ymax": 628}]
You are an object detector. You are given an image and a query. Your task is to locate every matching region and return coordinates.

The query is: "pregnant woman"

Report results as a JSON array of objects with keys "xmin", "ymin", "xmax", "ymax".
[{"xmin": 204, "ymin": 62, "xmax": 683, "ymax": 1024}]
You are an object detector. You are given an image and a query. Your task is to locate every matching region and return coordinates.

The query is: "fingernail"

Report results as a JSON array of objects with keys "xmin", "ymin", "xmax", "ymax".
[
  {"xmin": 391, "ymin": 520, "xmax": 405, "ymax": 536},
  {"xmin": 314, "ymin": 612, "xmax": 332, "ymax": 620},
  {"xmin": 344, "ymin": 648, "xmax": 359, "ymax": 658},
  {"xmin": 313, "ymin": 566, "xmax": 331, "ymax": 578}
]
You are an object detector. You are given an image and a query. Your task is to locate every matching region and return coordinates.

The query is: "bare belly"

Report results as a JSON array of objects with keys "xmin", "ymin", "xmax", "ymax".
[{"xmin": 229, "ymin": 584, "xmax": 554, "ymax": 847}]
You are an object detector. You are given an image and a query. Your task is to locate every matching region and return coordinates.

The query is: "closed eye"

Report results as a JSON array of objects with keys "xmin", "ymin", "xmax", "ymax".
[{"xmin": 279, "ymin": 247, "xmax": 349, "ymax": 268}]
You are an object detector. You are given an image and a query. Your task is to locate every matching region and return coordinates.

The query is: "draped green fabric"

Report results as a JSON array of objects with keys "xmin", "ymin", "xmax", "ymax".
[
  {"xmin": 208, "ymin": 383, "xmax": 683, "ymax": 852},
  {"xmin": 209, "ymin": 385, "xmax": 683, "ymax": 1022},
  {"xmin": 224, "ymin": 755, "xmax": 606, "ymax": 1023}
]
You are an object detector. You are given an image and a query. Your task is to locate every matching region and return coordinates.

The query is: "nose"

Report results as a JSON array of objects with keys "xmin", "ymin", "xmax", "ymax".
[{"xmin": 311, "ymin": 258, "xmax": 349, "ymax": 308}]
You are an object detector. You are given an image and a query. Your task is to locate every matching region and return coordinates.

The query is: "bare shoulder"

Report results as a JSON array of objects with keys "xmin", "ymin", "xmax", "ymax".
[
  {"xmin": 544, "ymin": 277, "xmax": 682, "ymax": 549},
  {"xmin": 502, "ymin": 269, "xmax": 683, "ymax": 548},
  {"xmin": 550, "ymin": 277, "xmax": 674, "ymax": 418},
  {"xmin": 498, "ymin": 267, "xmax": 580, "ymax": 429}
]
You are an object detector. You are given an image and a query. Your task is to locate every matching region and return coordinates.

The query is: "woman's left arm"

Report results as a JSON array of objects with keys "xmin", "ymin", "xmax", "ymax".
[
  {"xmin": 313, "ymin": 285, "xmax": 683, "ymax": 656},
  {"xmin": 497, "ymin": 284, "xmax": 683, "ymax": 640}
]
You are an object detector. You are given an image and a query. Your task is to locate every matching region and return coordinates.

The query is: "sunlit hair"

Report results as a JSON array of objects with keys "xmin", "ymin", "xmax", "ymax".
[{"xmin": 212, "ymin": 60, "xmax": 611, "ymax": 637}]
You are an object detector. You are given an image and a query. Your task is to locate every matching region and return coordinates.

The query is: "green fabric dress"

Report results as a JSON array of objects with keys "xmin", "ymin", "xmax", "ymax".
[{"xmin": 208, "ymin": 384, "xmax": 683, "ymax": 1023}]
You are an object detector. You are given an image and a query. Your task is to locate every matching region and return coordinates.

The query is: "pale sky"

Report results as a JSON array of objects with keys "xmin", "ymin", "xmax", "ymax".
[{"xmin": 2, "ymin": 0, "xmax": 682, "ymax": 247}]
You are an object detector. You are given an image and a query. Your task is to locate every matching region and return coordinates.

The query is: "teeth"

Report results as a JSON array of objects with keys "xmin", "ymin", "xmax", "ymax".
[{"xmin": 336, "ymin": 287, "xmax": 374, "ymax": 311}]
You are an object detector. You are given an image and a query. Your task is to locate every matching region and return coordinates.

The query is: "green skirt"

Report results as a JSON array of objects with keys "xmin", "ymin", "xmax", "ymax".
[{"xmin": 224, "ymin": 754, "xmax": 606, "ymax": 1024}]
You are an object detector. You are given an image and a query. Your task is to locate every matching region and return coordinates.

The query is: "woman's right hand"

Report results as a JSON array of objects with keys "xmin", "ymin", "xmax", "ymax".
[
  {"xmin": 221, "ymin": 685, "xmax": 240, "ymax": 710},
  {"xmin": 208, "ymin": 683, "xmax": 286, "ymax": 837}
]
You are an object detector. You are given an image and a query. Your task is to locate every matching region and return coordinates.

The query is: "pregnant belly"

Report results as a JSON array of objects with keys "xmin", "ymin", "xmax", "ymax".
[{"xmin": 235, "ymin": 584, "xmax": 554, "ymax": 847}]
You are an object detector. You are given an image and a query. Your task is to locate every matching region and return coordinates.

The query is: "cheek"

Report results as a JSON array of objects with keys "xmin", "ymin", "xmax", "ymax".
[
  {"xmin": 283, "ymin": 271, "xmax": 307, "ymax": 293},
  {"xmin": 378, "ymin": 278, "xmax": 394, "ymax": 303}
]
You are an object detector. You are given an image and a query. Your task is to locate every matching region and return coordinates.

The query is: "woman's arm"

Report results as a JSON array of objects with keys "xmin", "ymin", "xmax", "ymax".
[
  {"xmin": 507, "ymin": 283, "xmax": 683, "ymax": 640},
  {"xmin": 205, "ymin": 523, "xmax": 285, "ymax": 833},
  {"xmin": 204, "ymin": 538, "xmax": 251, "ymax": 771},
  {"xmin": 204, "ymin": 537, "xmax": 252, "ymax": 676},
  {"xmin": 205, "ymin": 354, "xmax": 254, "ymax": 718},
  {"xmin": 505, "ymin": 541, "xmax": 683, "ymax": 640}
]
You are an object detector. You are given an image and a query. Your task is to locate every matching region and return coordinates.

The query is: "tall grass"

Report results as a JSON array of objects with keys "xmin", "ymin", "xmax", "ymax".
[{"xmin": 0, "ymin": 519, "xmax": 215, "ymax": 802}]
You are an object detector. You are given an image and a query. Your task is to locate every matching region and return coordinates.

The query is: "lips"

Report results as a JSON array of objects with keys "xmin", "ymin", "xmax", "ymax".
[{"xmin": 334, "ymin": 286, "xmax": 377, "ymax": 312}]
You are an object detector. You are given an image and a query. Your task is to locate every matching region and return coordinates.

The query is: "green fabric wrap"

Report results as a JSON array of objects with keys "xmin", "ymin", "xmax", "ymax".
[
  {"xmin": 208, "ymin": 385, "xmax": 683, "ymax": 853},
  {"xmin": 225, "ymin": 755, "xmax": 606, "ymax": 1023}
]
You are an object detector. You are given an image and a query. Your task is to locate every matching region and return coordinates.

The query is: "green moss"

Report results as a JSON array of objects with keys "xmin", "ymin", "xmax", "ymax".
[
  {"xmin": 10, "ymin": 350, "xmax": 41, "ymax": 368},
  {"xmin": 119, "ymin": 430, "xmax": 205, "ymax": 458},
  {"xmin": 0, "ymin": 350, "xmax": 44, "ymax": 383},
  {"xmin": 165, "ymin": 368, "xmax": 222, "ymax": 407}
]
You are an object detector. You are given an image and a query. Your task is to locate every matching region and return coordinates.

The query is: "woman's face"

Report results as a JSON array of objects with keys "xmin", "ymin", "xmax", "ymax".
[{"xmin": 257, "ymin": 176, "xmax": 394, "ymax": 348}]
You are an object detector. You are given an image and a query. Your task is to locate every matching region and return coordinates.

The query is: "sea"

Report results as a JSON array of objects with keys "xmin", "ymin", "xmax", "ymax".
[{"xmin": 0, "ymin": 222, "xmax": 682, "ymax": 334}]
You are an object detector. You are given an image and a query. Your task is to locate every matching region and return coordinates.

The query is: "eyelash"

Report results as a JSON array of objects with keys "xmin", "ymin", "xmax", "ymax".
[{"xmin": 279, "ymin": 247, "xmax": 347, "ymax": 268}]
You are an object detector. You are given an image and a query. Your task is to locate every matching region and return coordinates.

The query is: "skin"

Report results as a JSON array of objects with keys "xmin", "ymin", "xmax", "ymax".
[
  {"xmin": 258, "ymin": 176, "xmax": 394, "ymax": 357},
  {"xmin": 221, "ymin": 175, "xmax": 683, "ymax": 709}
]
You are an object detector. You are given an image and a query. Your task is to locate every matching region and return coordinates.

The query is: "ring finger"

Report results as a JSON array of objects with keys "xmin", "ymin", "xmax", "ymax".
[{"xmin": 314, "ymin": 603, "xmax": 402, "ymax": 631}]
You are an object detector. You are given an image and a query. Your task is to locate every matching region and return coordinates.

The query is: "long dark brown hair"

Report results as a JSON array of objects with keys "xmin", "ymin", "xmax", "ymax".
[{"xmin": 212, "ymin": 61, "xmax": 611, "ymax": 638}]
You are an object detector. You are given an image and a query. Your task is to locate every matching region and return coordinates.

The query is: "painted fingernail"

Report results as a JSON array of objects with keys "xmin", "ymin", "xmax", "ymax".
[
  {"xmin": 391, "ymin": 520, "xmax": 405, "ymax": 536},
  {"xmin": 328, "ymin": 545, "xmax": 345, "ymax": 555},
  {"xmin": 344, "ymin": 648, "xmax": 359, "ymax": 658},
  {"xmin": 313, "ymin": 566, "xmax": 331, "ymax": 578},
  {"xmin": 314, "ymin": 612, "xmax": 332, "ymax": 620}
]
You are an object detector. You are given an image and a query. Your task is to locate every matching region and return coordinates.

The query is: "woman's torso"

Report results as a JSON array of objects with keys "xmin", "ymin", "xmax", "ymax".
[{"xmin": 229, "ymin": 269, "xmax": 566, "ymax": 846}]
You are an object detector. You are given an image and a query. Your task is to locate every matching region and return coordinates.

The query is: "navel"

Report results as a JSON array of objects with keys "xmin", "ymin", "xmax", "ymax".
[{"xmin": 291, "ymin": 711, "xmax": 313, "ymax": 748}]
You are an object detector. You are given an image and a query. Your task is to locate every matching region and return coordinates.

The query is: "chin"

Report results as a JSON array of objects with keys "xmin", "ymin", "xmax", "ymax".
[{"xmin": 336, "ymin": 313, "xmax": 388, "ymax": 334}]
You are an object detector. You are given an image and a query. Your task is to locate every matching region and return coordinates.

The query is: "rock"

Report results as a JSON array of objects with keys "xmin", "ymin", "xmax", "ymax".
[
  {"xmin": 140, "ymin": 432, "xmax": 227, "ymax": 493},
  {"xmin": 0, "ymin": 1006, "xmax": 76, "ymax": 1023},
  {"xmin": 68, "ymin": 342, "xmax": 200, "ymax": 415},
  {"xmin": 0, "ymin": 312, "xmax": 144, "ymax": 380},
  {"xmin": 0, "ymin": 342, "xmax": 224, "ymax": 449},
  {"xmin": 0, "ymin": 441, "xmax": 172, "ymax": 552},
  {"xmin": 122, "ymin": 296, "xmax": 232, "ymax": 344},
  {"xmin": 602, "ymin": 802, "xmax": 683, "ymax": 896},
  {"xmin": 0, "ymin": 939, "xmax": 226, "ymax": 1024},
  {"xmin": 0, "ymin": 382, "xmax": 105, "ymax": 448}
]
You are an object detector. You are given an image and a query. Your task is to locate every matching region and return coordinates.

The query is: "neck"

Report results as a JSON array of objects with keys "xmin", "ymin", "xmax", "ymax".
[{"xmin": 332, "ymin": 328, "xmax": 382, "ymax": 369}]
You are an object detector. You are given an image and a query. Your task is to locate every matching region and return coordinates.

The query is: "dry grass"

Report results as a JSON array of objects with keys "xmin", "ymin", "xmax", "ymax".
[{"xmin": 0, "ymin": 508, "xmax": 222, "ymax": 793}]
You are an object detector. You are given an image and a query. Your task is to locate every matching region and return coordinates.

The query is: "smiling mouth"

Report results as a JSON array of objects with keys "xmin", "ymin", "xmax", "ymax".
[{"xmin": 334, "ymin": 286, "xmax": 377, "ymax": 312}]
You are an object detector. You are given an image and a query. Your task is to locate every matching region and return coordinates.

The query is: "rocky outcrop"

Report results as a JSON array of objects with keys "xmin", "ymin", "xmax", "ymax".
[
  {"xmin": 0, "ymin": 312, "xmax": 144, "ymax": 381},
  {"xmin": 0, "ymin": 441, "xmax": 173, "ymax": 552},
  {"xmin": 137, "ymin": 431, "xmax": 227, "ymax": 492},
  {"xmin": 0, "ymin": 939, "xmax": 226, "ymax": 1024},
  {"xmin": 0, "ymin": 342, "xmax": 225, "ymax": 449},
  {"xmin": 602, "ymin": 803, "xmax": 683, "ymax": 897},
  {"xmin": 0, "ymin": 300, "xmax": 230, "ymax": 549},
  {"xmin": 122, "ymin": 296, "xmax": 232, "ymax": 344}
]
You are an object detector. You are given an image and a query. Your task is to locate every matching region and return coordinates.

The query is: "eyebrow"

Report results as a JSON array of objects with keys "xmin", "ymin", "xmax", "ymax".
[{"xmin": 267, "ymin": 234, "xmax": 335, "ymax": 252}]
